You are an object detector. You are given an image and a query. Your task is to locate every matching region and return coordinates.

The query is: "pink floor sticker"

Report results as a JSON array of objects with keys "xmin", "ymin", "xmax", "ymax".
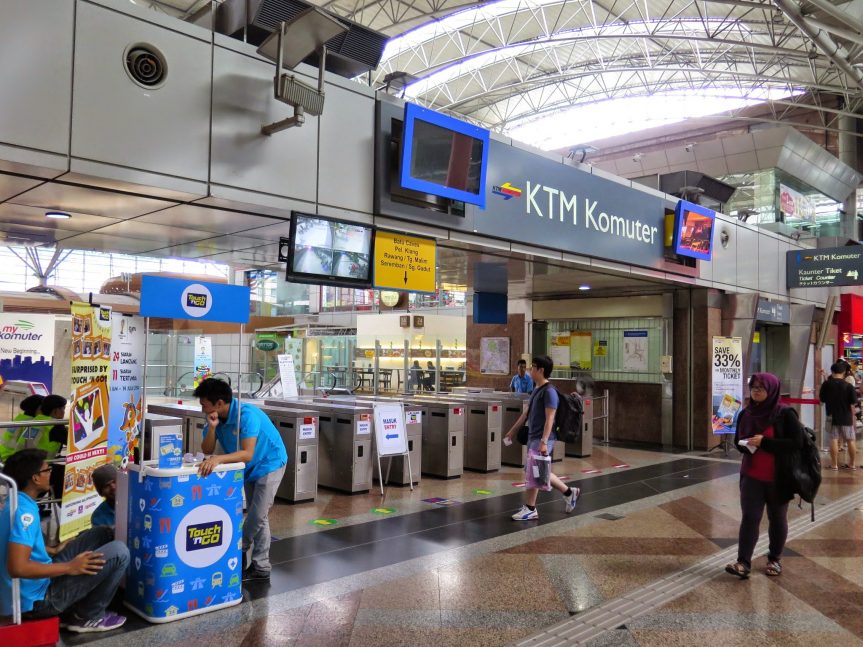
[
  {"xmin": 612, "ymin": 464, "xmax": 630, "ymax": 469},
  {"xmin": 581, "ymin": 468, "xmax": 602, "ymax": 474}
]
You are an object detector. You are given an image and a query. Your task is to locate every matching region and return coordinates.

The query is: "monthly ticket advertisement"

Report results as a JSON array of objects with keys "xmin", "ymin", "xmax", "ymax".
[
  {"xmin": 711, "ymin": 336, "xmax": 743, "ymax": 435},
  {"xmin": 61, "ymin": 303, "xmax": 113, "ymax": 541}
]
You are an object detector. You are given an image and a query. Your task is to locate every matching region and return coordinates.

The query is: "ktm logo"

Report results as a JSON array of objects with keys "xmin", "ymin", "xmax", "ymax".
[{"xmin": 492, "ymin": 182, "xmax": 522, "ymax": 200}]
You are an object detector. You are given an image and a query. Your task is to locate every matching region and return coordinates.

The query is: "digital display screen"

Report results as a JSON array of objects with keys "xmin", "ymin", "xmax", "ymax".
[
  {"xmin": 400, "ymin": 102, "xmax": 490, "ymax": 208},
  {"xmin": 674, "ymin": 200, "xmax": 716, "ymax": 261},
  {"xmin": 287, "ymin": 212, "xmax": 374, "ymax": 287}
]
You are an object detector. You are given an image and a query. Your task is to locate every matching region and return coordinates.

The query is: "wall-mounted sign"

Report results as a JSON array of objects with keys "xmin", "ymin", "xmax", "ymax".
[
  {"xmin": 139, "ymin": 276, "xmax": 251, "ymax": 324},
  {"xmin": 413, "ymin": 315, "xmax": 425, "ymax": 328},
  {"xmin": 756, "ymin": 298, "xmax": 790, "ymax": 324},
  {"xmin": 373, "ymin": 231, "xmax": 437, "ymax": 293},
  {"xmin": 786, "ymin": 246, "xmax": 863, "ymax": 288},
  {"xmin": 399, "ymin": 315, "xmax": 410, "ymax": 328}
]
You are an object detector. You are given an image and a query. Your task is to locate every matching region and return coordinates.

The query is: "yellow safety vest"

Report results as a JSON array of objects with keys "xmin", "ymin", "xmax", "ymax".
[
  {"xmin": 16, "ymin": 414, "xmax": 64, "ymax": 459},
  {"xmin": 1, "ymin": 413, "xmax": 33, "ymax": 461}
]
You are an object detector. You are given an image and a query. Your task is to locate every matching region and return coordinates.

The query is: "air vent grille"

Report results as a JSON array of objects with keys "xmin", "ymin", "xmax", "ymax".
[{"xmin": 125, "ymin": 44, "xmax": 167, "ymax": 89}]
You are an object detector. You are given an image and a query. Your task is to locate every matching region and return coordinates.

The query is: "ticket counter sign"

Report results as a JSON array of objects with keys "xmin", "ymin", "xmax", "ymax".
[
  {"xmin": 786, "ymin": 246, "xmax": 863, "ymax": 288},
  {"xmin": 373, "ymin": 231, "xmax": 436, "ymax": 293},
  {"xmin": 139, "ymin": 276, "xmax": 251, "ymax": 324}
]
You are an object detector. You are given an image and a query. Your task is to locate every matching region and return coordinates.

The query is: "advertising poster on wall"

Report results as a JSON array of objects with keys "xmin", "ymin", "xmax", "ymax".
[
  {"xmin": 109, "ymin": 314, "xmax": 144, "ymax": 469},
  {"xmin": 550, "ymin": 335, "xmax": 570, "ymax": 369},
  {"xmin": 0, "ymin": 313, "xmax": 55, "ymax": 390},
  {"xmin": 622, "ymin": 331, "xmax": 649, "ymax": 371},
  {"xmin": 61, "ymin": 303, "xmax": 113, "ymax": 541},
  {"xmin": 480, "ymin": 337, "xmax": 510, "ymax": 374},
  {"xmin": 779, "ymin": 184, "xmax": 815, "ymax": 223},
  {"xmin": 569, "ymin": 331, "xmax": 592, "ymax": 370},
  {"xmin": 193, "ymin": 336, "xmax": 213, "ymax": 389},
  {"xmin": 711, "ymin": 336, "xmax": 743, "ymax": 435}
]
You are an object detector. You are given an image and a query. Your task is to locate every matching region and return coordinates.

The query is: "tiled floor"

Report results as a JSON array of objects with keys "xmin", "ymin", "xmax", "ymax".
[{"xmin": 58, "ymin": 444, "xmax": 863, "ymax": 646}]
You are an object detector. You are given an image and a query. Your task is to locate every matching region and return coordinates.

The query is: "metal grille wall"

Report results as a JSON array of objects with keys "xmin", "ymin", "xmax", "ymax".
[{"xmin": 547, "ymin": 317, "xmax": 663, "ymax": 384}]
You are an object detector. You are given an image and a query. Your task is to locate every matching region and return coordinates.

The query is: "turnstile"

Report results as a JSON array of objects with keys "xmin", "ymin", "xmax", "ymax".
[
  {"xmin": 408, "ymin": 398, "xmax": 464, "ymax": 478},
  {"xmin": 500, "ymin": 394, "xmax": 530, "ymax": 467},
  {"xmin": 438, "ymin": 396, "xmax": 501, "ymax": 473},
  {"xmin": 260, "ymin": 406, "xmax": 319, "ymax": 502},
  {"xmin": 265, "ymin": 399, "xmax": 374, "ymax": 494},
  {"xmin": 565, "ymin": 395, "xmax": 593, "ymax": 457}
]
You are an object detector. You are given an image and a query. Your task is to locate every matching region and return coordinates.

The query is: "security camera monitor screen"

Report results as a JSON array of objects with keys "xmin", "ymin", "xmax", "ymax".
[
  {"xmin": 287, "ymin": 212, "xmax": 374, "ymax": 287},
  {"xmin": 674, "ymin": 199, "xmax": 716, "ymax": 261},
  {"xmin": 400, "ymin": 102, "xmax": 490, "ymax": 208}
]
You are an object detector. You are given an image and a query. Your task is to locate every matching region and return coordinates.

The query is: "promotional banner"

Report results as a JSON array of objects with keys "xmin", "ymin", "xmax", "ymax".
[
  {"xmin": 622, "ymin": 330, "xmax": 649, "ymax": 372},
  {"xmin": 61, "ymin": 303, "xmax": 112, "ymax": 541},
  {"xmin": 193, "ymin": 336, "xmax": 212, "ymax": 389},
  {"xmin": 0, "ymin": 313, "xmax": 55, "ymax": 390},
  {"xmin": 139, "ymin": 276, "xmax": 251, "ymax": 324},
  {"xmin": 109, "ymin": 314, "xmax": 144, "ymax": 469},
  {"xmin": 570, "ymin": 331, "xmax": 592, "ymax": 370},
  {"xmin": 779, "ymin": 183, "xmax": 815, "ymax": 222},
  {"xmin": 711, "ymin": 336, "xmax": 743, "ymax": 436}
]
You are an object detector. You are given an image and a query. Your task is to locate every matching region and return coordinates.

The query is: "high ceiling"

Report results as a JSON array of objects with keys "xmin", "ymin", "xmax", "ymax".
[{"xmin": 145, "ymin": 0, "xmax": 863, "ymax": 144}]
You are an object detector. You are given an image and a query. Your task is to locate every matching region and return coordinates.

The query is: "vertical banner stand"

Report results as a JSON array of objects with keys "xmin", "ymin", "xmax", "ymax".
[
  {"xmin": 372, "ymin": 402, "xmax": 412, "ymax": 495},
  {"xmin": 139, "ymin": 316, "xmax": 149, "ymax": 482}
]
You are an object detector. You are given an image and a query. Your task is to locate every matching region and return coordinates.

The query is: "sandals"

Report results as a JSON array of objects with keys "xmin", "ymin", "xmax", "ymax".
[
  {"xmin": 766, "ymin": 560, "xmax": 782, "ymax": 576},
  {"xmin": 724, "ymin": 562, "xmax": 750, "ymax": 579},
  {"xmin": 830, "ymin": 466, "xmax": 840, "ymax": 471}
]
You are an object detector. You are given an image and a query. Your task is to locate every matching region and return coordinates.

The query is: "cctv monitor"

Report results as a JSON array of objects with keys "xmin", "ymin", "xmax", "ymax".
[{"xmin": 286, "ymin": 212, "xmax": 375, "ymax": 288}]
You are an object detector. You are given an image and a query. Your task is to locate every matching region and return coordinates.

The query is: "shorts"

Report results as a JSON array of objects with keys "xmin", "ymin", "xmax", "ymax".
[
  {"xmin": 527, "ymin": 437, "xmax": 555, "ymax": 455},
  {"xmin": 830, "ymin": 424, "xmax": 855, "ymax": 441}
]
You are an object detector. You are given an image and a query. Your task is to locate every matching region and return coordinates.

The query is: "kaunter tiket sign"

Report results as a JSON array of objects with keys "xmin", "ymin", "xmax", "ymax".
[
  {"xmin": 786, "ymin": 246, "xmax": 863, "ymax": 288},
  {"xmin": 373, "ymin": 231, "xmax": 436, "ymax": 293}
]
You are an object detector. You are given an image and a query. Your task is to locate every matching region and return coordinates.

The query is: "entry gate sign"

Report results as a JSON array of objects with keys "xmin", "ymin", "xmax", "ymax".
[
  {"xmin": 786, "ymin": 246, "xmax": 863, "ymax": 288},
  {"xmin": 372, "ymin": 403, "xmax": 407, "ymax": 456}
]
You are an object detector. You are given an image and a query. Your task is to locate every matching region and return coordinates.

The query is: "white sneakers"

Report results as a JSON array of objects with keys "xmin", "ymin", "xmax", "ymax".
[
  {"xmin": 511, "ymin": 505, "xmax": 539, "ymax": 520},
  {"xmin": 565, "ymin": 487, "xmax": 581, "ymax": 514},
  {"xmin": 512, "ymin": 487, "xmax": 582, "ymax": 521}
]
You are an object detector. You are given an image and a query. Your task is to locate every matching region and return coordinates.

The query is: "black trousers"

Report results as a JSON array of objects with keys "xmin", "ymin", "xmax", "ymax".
[{"xmin": 736, "ymin": 474, "xmax": 789, "ymax": 569}]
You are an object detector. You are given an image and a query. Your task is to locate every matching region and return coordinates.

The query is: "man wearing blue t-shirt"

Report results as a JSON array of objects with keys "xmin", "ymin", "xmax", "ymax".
[
  {"xmin": 194, "ymin": 378, "xmax": 287, "ymax": 582},
  {"xmin": 0, "ymin": 449, "xmax": 128, "ymax": 633},
  {"xmin": 509, "ymin": 359, "xmax": 534, "ymax": 394},
  {"xmin": 504, "ymin": 356, "xmax": 580, "ymax": 521}
]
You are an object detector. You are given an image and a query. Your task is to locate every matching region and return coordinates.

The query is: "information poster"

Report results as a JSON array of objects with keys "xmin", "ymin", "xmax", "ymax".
[
  {"xmin": 594, "ymin": 339, "xmax": 608, "ymax": 356},
  {"xmin": 550, "ymin": 335, "xmax": 570, "ymax": 369},
  {"xmin": 277, "ymin": 354, "xmax": 299, "ymax": 398},
  {"xmin": 569, "ymin": 331, "xmax": 592, "ymax": 370},
  {"xmin": 622, "ymin": 330, "xmax": 649, "ymax": 371},
  {"xmin": 193, "ymin": 336, "xmax": 213, "ymax": 389},
  {"xmin": 480, "ymin": 337, "xmax": 510, "ymax": 374},
  {"xmin": 0, "ymin": 313, "xmax": 55, "ymax": 390},
  {"xmin": 108, "ymin": 314, "xmax": 144, "ymax": 469},
  {"xmin": 61, "ymin": 303, "xmax": 113, "ymax": 541},
  {"xmin": 711, "ymin": 336, "xmax": 743, "ymax": 435},
  {"xmin": 373, "ymin": 402, "xmax": 407, "ymax": 457}
]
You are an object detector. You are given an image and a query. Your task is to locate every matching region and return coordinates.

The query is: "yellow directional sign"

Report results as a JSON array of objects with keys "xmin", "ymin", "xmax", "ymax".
[{"xmin": 373, "ymin": 231, "xmax": 436, "ymax": 293}]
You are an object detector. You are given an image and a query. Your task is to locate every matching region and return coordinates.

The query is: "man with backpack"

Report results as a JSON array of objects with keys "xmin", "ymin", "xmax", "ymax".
[
  {"xmin": 504, "ymin": 355, "xmax": 580, "ymax": 520},
  {"xmin": 819, "ymin": 361, "xmax": 858, "ymax": 471}
]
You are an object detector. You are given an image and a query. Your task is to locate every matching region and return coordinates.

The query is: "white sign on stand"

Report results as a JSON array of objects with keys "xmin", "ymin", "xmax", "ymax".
[
  {"xmin": 277, "ymin": 353, "xmax": 299, "ymax": 398},
  {"xmin": 372, "ymin": 402, "xmax": 412, "ymax": 494}
]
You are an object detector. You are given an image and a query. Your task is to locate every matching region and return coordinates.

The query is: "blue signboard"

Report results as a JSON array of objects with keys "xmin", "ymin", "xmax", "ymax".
[
  {"xmin": 139, "ymin": 276, "xmax": 251, "ymax": 324},
  {"xmin": 125, "ymin": 466, "xmax": 243, "ymax": 622}
]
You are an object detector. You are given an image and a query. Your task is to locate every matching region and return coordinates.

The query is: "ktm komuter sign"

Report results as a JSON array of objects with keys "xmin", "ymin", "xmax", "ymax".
[{"xmin": 786, "ymin": 246, "xmax": 863, "ymax": 288}]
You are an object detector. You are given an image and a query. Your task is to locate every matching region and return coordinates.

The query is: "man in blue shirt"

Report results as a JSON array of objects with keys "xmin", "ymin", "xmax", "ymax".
[
  {"xmin": 504, "ymin": 356, "xmax": 580, "ymax": 520},
  {"xmin": 0, "ymin": 449, "xmax": 128, "ymax": 633},
  {"xmin": 90, "ymin": 463, "xmax": 117, "ymax": 527},
  {"xmin": 194, "ymin": 378, "xmax": 287, "ymax": 582},
  {"xmin": 510, "ymin": 359, "xmax": 534, "ymax": 394}
]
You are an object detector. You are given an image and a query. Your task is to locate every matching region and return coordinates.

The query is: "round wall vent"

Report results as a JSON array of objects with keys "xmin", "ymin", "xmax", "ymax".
[{"xmin": 124, "ymin": 44, "xmax": 167, "ymax": 89}]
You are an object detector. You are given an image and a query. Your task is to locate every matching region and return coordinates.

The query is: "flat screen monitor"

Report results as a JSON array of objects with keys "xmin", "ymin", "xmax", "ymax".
[
  {"xmin": 400, "ymin": 102, "xmax": 490, "ymax": 209},
  {"xmin": 674, "ymin": 200, "xmax": 716, "ymax": 261},
  {"xmin": 286, "ymin": 212, "xmax": 375, "ymax": 288}
]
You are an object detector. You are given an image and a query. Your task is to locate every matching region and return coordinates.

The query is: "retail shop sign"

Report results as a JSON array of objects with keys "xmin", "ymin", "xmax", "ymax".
[
  {"xmin": 474, "ymin": 140, "xmax": 666, "ymax": 269},
  {"xmin": 373, "ymin": 231, "xmax": 436, "ymax": 293},
  {"xmin": 139, "ymin": 276, "xmax": 251, "ymax": 323},
  {"xmin": 786, "ymin": 246, "xmax": 863, "ymax": 288}
]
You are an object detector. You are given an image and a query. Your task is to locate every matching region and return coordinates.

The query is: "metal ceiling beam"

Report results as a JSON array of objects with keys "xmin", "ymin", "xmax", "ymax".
[
  {"xmin": 804, "ymin": 17, "xmax": 863, "ymax": 47},
  {"xmin": 772, "ymin": 0, "xmax": 863, "ymax": 93},
  {"xmin": 799, "ymin": 0, "xmax": 863, "ymax": 36}
]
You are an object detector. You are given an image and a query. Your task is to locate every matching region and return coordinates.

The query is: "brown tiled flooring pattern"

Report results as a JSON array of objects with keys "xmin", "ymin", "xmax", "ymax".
[{"xmin": 71, "ymin": 448, "xmax": 863, "ymax": 646}]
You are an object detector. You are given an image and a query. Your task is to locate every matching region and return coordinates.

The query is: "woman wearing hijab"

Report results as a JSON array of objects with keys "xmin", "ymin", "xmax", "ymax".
[{"xmin": 725, "ymin": 372, "xmax": 804, "ymax": 579}]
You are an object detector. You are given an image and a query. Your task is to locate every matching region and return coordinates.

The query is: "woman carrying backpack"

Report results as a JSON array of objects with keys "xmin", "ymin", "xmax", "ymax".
[{"xmin": 725, "ymin": 372, "xmax": 804, "ymax": 579}]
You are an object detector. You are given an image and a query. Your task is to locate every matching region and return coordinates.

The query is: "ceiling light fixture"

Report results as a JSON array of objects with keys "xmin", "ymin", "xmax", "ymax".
[
  {"xmin": 45, "ymin": 211, "xmax": 71, "ymax": 220},
  {"xmin": 579, "ymin": 284, "xmax": 591, "ymax": 291}
]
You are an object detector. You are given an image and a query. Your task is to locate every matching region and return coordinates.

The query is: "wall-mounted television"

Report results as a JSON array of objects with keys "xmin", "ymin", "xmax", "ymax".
[
  {"xmin": 286, "ymin": 212, "xmax": 375, "ymax": 288},
  {"xmin": 673, "ymin": 200, "xmax": 716, "ymax": 261},
  {"xmin": 399, "ymin": 102, "xmax": 490, "ymax": 209}
]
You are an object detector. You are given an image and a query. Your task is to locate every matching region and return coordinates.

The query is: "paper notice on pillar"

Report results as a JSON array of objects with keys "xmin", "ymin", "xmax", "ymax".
[
  {"xmin": 109, "ymin": 314, "xmax": 144, "ymax": 470},
  {"xmin": 61, "ymin": 303, "xmax": 113, "ymax": 541},
  {"xmin": 193, "ymin": 336, "xmax": 212, "ymax": 389},
  {"xmin": 277, "ymin": 353, "xmax": 299, "ymax": 398},
  {"xmin": 711, "ymin": 336, "xmax": 743, "ymax": 436}
]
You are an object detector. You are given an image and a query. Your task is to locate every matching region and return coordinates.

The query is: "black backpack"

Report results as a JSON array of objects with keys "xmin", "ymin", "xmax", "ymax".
[
  {"xmin": 520, "ymin": 385, "xmax": 584, "ymax": 444},
  {"xmin": 790, "ymin": 423, "xmax": 822, "ymax": 521}
]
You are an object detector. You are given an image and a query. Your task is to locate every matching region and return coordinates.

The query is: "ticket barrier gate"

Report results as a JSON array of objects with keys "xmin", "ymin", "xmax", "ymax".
[
  {"xmin": 398, "ymin": 397, "xmax": 464, "ymax": 479},
  {"xmin": 313, "ymin": 396, "xmax": 422, "ymax": 486},
  {"xmin": 265, "ymin": 399, "xmax": 374, "ymax": 494},
  {"xmin": 565, "ymin": 396, "xmax": 593, "ymax": 458},
  {"xmin": 499, "ymin": 394, "xmax": 530, "ymax": 467},
  {"xmin": 259, "ymin": 405, "xmax": 319, "ymax": 502},
  {"xmin": 416, "ymin": 394, "xmax": 501, "ymax": 473}
]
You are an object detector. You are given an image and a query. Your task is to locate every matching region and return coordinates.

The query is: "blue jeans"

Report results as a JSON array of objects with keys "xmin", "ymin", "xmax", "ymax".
[{"xmin": 36, "ymin": 526, "xmax": 129, "ymax": 620}]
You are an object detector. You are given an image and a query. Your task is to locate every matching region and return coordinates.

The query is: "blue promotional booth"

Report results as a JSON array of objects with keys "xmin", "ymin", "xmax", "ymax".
[{"xmin": 121, "ymin": 276, "xmax": 251, "ymax": 622}]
